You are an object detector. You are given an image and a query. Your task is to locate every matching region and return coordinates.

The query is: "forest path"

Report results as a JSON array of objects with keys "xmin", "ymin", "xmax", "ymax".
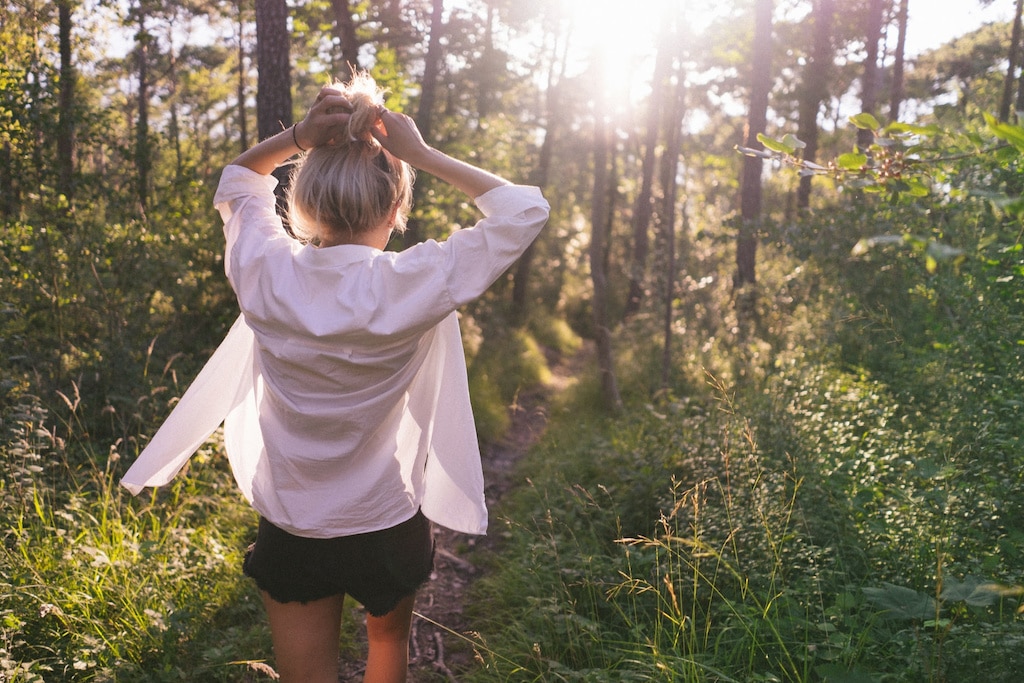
[{"xmin": 336, "ymin": 344, "xmax": 586, "ymax": 682}]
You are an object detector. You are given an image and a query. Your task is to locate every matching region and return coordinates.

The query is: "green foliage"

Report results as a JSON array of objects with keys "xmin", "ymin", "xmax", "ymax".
[
  {"xmin": 468, "ymin": 327, "xmax": 553, "ymax": 442},
  {"xmin": 0, "ymin": 396, "xmax": 274, "ymax": 681},
  {"xmin": 465, "ymin": 109, "xmax": 1024, "ymax": 681}
]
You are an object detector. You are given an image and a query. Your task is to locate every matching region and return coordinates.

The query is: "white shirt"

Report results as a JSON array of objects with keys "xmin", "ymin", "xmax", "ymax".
[{"xmin": 121, "ymin": 165, "xmax": 549, "ymax": 537}]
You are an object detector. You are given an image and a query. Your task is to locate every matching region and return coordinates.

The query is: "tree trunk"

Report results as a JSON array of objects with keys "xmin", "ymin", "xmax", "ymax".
[
  {"xmin": 660, "ymin": 50, "xmax": 686, "ymax": 390},
  {"xmin": 589, "ymin": 63, "xmax": 622, "ymax": 413},
  {"xmin": 736, "ymin": 0, "xmax": 772, "ymax": 291},
  {"xmin": 796, "ymin": 0, "xmax": 834, "ymax": 210},
  {"xmin": 330, "ymin": 0, "xmax": 361, "ymax": 80},
  {"xmin": 403, "ymin": 0, "xmax": 445, "ymax": 249},
  {"xmin": 56, "ymin": 0, "xmax": 75, "ymax": 209},
  {"xmin": 889, "ymin": 0, "xmax": 908, "ymax": 121},
  {"xmin": 511, "ymin": 13, "xmax": 572, "ymax": 323},
  {"xmin": 1001, "ymin": 0, "xmax": 1024, "ymax": 121},
  {"xmin": 236, "ymin": 0, "xmax": 249, "ymax": 152},
  {"xmin": 857, "ymin": 0, "xmax": 885, "ymax": 151},
  {"xmin": 624, "ymin": 8, "xmax": 673, "ymax": 319},
  {"xmin": 134, "ymin": 3, "xmax": 151, "ymax": 213},
  {"xmin": 255, "ymin": 0, "xmax": 293, "ymax": 212},
  {"xmin": 510, "ymin": 83, "xmax": 558, "ymax": 324}
]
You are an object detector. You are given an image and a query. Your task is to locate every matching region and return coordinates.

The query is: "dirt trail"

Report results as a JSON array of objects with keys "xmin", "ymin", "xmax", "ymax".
[{"xmin": 336, "ymin": 348, "xmax": 581, "ymax": 682}]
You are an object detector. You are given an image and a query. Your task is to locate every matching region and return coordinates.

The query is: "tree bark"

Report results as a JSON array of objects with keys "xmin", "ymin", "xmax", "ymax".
[
  {"xmin": 133, "ymin": 2, "xmax": 151, "ymax": 213},
  {"xmin": 796, "ymin": 0, "xmax": 834, "ymax": 210},
  {"xmin": 660, "ymin": 49, "xmax": 686, "ymax": 390},
  {"xmin": 624, "ymin": 8, "xmax": 673, "ymax": 319},
  {"xmin": 857, "ymin": 0, "xmax": 885, "ymax": 151},
  {"xmin": 236, "ymin": 0, "xmax": 249, "ymax": 152},
  {"xmin": 1001, "ymin": 0, "xmax": 1024, "ymax": 121},
  {"xmin": 330, "ymin": 0, "xmax": 362, "ymax": 80},
  {"xmin": 255, "ymin": 0, "xmax": 293, "ymax": 212},
  {"xmin": 56, "ymin": 0, "xmax": 75, "ymax": 209},
  {"xmin": 589, "ymin": 63, "xmax": 622, "ymax": 413},
  {"xmin": 889, "ymin": 0, "xmax": 909, "ymax": 121},
  {"xmin": 735, "ymin": 0, "xmax": 772, "ymax": 290},
  {"xmin": 403, "ymin": 0, "xmax": 445, "ymax": 248}
]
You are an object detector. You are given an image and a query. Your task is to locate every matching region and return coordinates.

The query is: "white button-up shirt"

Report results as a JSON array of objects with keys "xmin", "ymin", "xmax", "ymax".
[{"xmin": 122, "ymin": 165, "xmax": 549, "ymax": 537}]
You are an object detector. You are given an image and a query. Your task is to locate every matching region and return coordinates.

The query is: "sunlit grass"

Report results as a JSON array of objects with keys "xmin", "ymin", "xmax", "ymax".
[{"xmin": 1, "ymin": 394, "xmax": 274, "ymax": 681}]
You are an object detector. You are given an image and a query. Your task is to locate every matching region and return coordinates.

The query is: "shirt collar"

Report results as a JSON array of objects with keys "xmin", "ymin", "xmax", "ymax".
[{"xmin": 298, "ymin": 243, "xmax": 382, "ymax": 268}]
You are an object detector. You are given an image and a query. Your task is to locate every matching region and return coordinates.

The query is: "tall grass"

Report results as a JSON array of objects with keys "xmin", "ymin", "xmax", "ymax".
[
  {"xmin": 0, "ymin": 392, "xmax": 277, "ymax": 681},
  {"xmin": 465, "ymin": 355, "xmax": 1023, "ymax": 681},
  {"xmin": 463, "ymin": 198, "xmax": 1024, "ymax": 682}
]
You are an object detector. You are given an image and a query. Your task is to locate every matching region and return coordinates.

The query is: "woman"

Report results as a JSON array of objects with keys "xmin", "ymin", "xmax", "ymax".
[{"xmin": 122, "ymin": 72, "xmax": 548, "ymax": 682}]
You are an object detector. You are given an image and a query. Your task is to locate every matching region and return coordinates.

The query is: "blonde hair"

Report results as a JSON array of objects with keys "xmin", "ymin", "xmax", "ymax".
[{"xmin": 287, "ymin": 71, "xmax": 414, "ymax": 244}]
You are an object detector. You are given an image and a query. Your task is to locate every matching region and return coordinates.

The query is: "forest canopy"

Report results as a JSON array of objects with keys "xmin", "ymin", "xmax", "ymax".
[{"xmin": 2, "ymin": 0, "xmax": 1023, "ymax": 681}]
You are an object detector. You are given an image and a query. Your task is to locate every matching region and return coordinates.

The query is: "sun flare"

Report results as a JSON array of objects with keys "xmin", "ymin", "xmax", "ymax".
[{"xmin": 556, "ymin": 0, "xmax": 722, "ymax": 104}]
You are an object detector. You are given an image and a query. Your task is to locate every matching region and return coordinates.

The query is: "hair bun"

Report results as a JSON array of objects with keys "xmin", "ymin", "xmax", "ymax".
[{"xmin": 340, "ymin": 72, "xmax": 385, "ymax": 148}]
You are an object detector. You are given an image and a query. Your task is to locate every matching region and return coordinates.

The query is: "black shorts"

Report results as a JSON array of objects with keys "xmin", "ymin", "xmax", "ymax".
[{"xmin": 243, "ymin": 510, "xmax": 435, "ymax": 616}]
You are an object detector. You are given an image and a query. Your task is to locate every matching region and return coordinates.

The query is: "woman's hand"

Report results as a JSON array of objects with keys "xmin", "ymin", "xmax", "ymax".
[
  {"xmin": 230, "ymin": 86, "xmax": 356, "ymax": 175},
  {"xmin": 370, "ymin": 110, "xmax": 432, "ymax": 167},
  {"xmin": 373, "ymin": 109, "xmax": 509, "ymax": 199},
  {"xmin": 293, "ymin": 86, "xmax": 356, "ymax": 150}
]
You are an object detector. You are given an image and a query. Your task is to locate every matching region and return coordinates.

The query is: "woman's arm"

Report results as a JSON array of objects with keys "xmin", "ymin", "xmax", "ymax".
[
  {"xmin": 371, "ymin": 110, "xmax": 510, "ymax": 199},
  {"xmin": 230, "ymin": 87, "xmax": 355, "ymax": 176}
]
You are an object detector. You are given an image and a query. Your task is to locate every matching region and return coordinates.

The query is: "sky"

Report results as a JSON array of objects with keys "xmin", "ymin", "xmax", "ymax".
[{"xmin": 905, "ymin": 0, "xmax": 1015, "ymax": 55}]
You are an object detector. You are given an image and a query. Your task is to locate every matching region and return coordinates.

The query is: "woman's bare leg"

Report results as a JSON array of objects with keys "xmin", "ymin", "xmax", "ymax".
[
  {"xmin": 261, "ymin": 591, "xmax": 345, "ymax": 683},
  {"xmin": 363, "ymin": 593, "xmax": 416, "ymax": 683}
]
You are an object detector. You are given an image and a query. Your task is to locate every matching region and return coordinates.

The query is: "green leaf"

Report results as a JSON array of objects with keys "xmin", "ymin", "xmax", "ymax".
[
  {"xmin": 985, "ymin": 112, "xmax": 1024, "ymax": 152},
  {"xmin": 838, "ymin": 152, "xmax": 868, "ymax": 170},
  {"xmin": 781, "ymin": 133, "xmax": 806, "ymax": 151},
  {"xmin": 940, "ymin": 577, "xmax": 1001, "ymax": 607},
  {"xmin": 757, "ymin": 133, "xmax": 794, "ymax": 155},
  {"xmin": 863, "ymin": 583, "xmax": 937, "ymax": 620},
  {"xmin": 850, "ymin": 112, "xmax": 881, "ymax": 130},
  {"xmin": 886, "ymin": 121, "xmax": 942, "ymax": 137},
  {"xmin": 906, "ymin": 179, "xmax": 930, "ymax": 197}
]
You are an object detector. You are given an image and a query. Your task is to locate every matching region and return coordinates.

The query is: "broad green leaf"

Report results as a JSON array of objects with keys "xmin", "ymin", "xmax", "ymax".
[
  {"xmin": 850, "ymin": 112, "xmax": 881, "ymax": 130},
  {"xmin": 906, "ymin": 179, "xmax": 930, "ymax": 197},
  {"xmin": 886, "ymin": 121, "xmax": 941, "ymax": 137},
  {"xmin": 757, "ymin": 133, "xmax": 794, "ymax": 155},
  {"xmin": 781, "ymin": 133, "xmax": 806, "ymax": 150},
  {"xmin": 863, "ymin": 583, "xmax": 937, "ymax": 620},
  {"xmin": 838, "ymin": 152, "xmax": 868, "ymax": 170},
  {"xmin": 940, "ymin": 577, "xmax": 1001, "ymax": 607},
  {"xmin": 985, "ymin": 112, "xmax": 1024, "ymax": 152}
]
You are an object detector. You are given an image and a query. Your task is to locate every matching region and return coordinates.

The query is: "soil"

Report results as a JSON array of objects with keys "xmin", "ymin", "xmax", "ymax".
[{"xmin": 334, "ymin": 349, "xmax": 580, "ymax": 682}]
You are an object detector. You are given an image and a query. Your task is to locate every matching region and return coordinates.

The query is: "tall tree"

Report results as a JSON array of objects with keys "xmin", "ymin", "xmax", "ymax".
[
  {"xmin": 1000, "ymin": 0, "xmax": 1024, "ymax": 121},
  {"xmin": 255, "ymin": 0, "xmax": 293, "ymax": 206},
  {"xmin": 131, "ymin": 0, "xmax": 153, "ymax": 212},
  {"xmin": 401, "ymin": 0, "xmax": 445, "ymax": 248},
  {"xmin": 56, "ymin": 0, "xmax": 76, "ymax": 208},
  {"xmin": 796, "ymin": 0, "xmax": 835, "ymax": 210},
  {"xmin": 735, "ymin": 0, "xmax": 772, "ymax": 294},
  {"xmin": 857, "ymin": 0, "xmax": 885, "ymax": 150},
  {"xmin": 660, "ymin": 43, "xmax": 686, "ymax": 390},
  {"xmin": 589, "ymin": 56, "xmax": 622, "ymax": 414},
  {"xmin": 889, "ymin": 0, "xmax": 909, "ymax": 121},
  {"xmin": 510, "ymin": 20, "xmax": 569, "ymax": 323},
  {"xmin": 236, "ymin": 0, "xmax": 250, "ymax": 152},
  {"xmin": 624, "ymin": 5, "xmax": 674, "ymax": 319},
  {"xmin": 330, "ymin": 0, "xmax": 362, "ymax": 80}
]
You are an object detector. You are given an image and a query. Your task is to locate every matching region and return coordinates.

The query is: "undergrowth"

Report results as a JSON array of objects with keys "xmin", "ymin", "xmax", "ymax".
[{"xmin": 0, "ymin": 393, "xmax": 277, "ymax": 682}]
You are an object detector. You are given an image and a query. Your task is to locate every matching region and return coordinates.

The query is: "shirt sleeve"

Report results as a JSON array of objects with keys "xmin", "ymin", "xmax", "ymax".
[
  {"xmin": 213, "ymin": 165, "xmax": 293, "ymax": 293},
  {"xmin": 401, "ymin": 184, "xmax": 551, "ymax": 309}
]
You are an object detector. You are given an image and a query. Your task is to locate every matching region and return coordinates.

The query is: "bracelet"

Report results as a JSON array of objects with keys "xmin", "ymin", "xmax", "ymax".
[{"xmin": 291, "ymin": 124, "xmax": 307, "ymax": 152}]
